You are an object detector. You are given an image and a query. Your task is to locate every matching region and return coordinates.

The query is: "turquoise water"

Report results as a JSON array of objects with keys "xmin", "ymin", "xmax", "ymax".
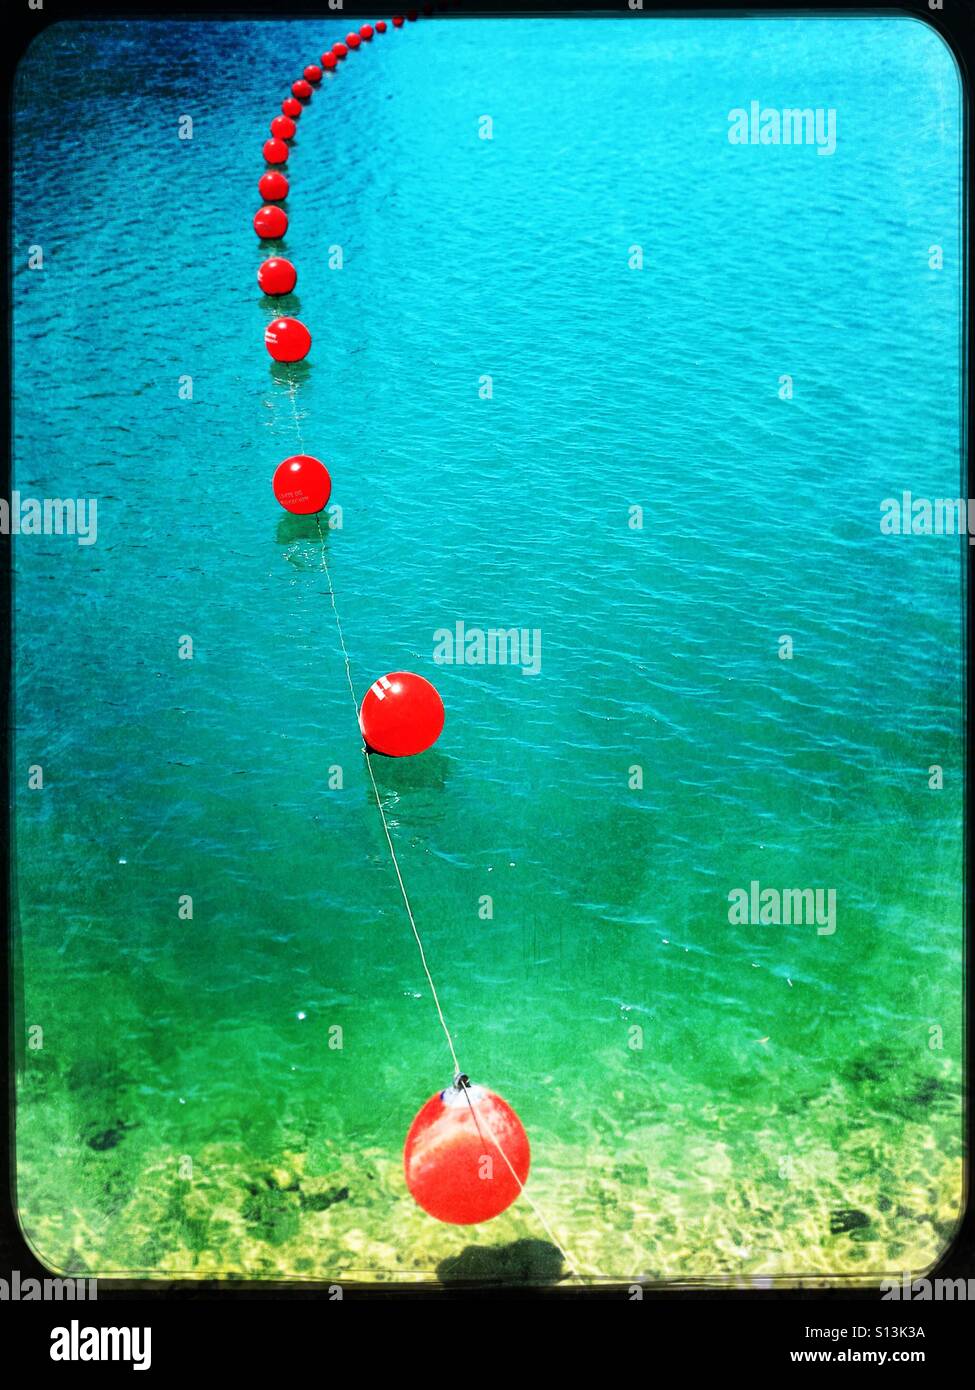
[{"xmin": 12, "ymin": 15, "xmax": 964, "ymax": 1284}]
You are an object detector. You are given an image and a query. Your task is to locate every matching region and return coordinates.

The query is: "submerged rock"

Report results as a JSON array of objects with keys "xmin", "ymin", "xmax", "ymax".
[
  {"xmin": 299, "ymin": 1186, "xmax": 349, "ymax": 1213},
  {"xmin": 830, "ymin": 1208, "xmax": 871, "ymax": 1235},
  {"xmin": 86, "ymin": 1119, "xmax": 137, "ymax": 1152}
]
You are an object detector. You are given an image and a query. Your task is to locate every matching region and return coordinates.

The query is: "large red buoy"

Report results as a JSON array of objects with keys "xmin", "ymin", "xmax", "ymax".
[
  {"xmin": 359, "ymin": 672, "xmax": 444, "ymax": 757},
  {"xmin": 270, "ymin": 114, "xmax": 296, "ymax": 140},
  {"xmin": 360, "ymin": 24, "xmax": 374, "ymax": 40},
  {"xmin": 332, "ymin": 42, "xmax": 348, "ymax": 58},
  {"xmin": 263, "ymin": 137, "xmax": 289, "ymax": 165},
  {"xmin": 281, "ymin": 97, "xmax": 302, "ymax": 118},
  {"xmin": 322, "ymin": 51, "xmax": 338, "ymax": 70},
  {"xmin": 304, "ymin": 64, "xmax": 323, "ymax": 82},
  {"xmin": 291, "ymin": 78, "xmax": 313, "ymax": 100},
  {"xmin": 404, "ymin": 1078, "xmax": 531, "ymax": 1225},
  {"xmin": 272, "ymin": 455, "xmax": 332, "ymax": 514},
  {"xmin": 346, "ymin": 32, "xmax": 361, "ymax": 48},
  {"xmin": 257, "ymin": 257, "xmax": 297, "ymax": 295},
  {"xmin": 264, "ymin": 317, "xmax": 311, "ymax": 362},
  {"xmin": 258, "ymin": 170, "xmax": 289, "ymax": 201},
  {"xmin": 253, "ymin": 205, "xmax": 288, "ymax": 239}
]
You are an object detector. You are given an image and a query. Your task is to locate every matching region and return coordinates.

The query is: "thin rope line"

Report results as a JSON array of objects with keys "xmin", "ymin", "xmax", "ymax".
[
  {"xmin": 281, "ymin": 381, "xmax": 459, "ymax": 1078},
  {"xmin": 287, "ymin": 379, "xmax": 463, "ymax": 1071},
  {"xmin": 312, "ymin": 525, "xmax": 460, "ymax": 1070},
  {"xmin": 361, "ymin": 746, "xmax": 463, "ymax": 1076},
  {"xmin": 286, "ymin": 377, "xmax": 306, "ymax": 449}
]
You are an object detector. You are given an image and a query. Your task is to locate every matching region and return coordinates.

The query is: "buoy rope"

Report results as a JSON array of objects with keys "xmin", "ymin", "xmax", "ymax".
[
  {"xmin": 272, "ymin": 11, "xmax": 595, "ymax": 1285},
  {"xmin": 362, "ymin": 751, "xmax": 464, "ymax": 1079},
  {"xmin": 286, "ymin": 376, "xmax": 463, "ymax": 1078}
]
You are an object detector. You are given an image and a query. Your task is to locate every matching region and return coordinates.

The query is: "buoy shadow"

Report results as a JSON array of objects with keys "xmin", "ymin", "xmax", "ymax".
[
  {"xmin": 365, "ymin": 748, "xmax": 451, "ymax": 793},
  {"xmin": 436, "ymin": 1238, "xmax": 566, "ymax": 1288},
  {"xmin": 269, "ymin": 360, "xmax": 312, "ymax": 386},
  {"xmin": 260, "ymin": 292, "xmax": 302, "ymax": 314},
  {"xmin": 275, "ymin": 512, "xmax": 327, "ymax": 544}
]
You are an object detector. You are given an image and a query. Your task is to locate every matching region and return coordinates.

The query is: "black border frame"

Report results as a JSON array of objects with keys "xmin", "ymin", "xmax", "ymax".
[{"xmin": 1, "ymin": 0, "xmax": 972, "ymax": 1344}]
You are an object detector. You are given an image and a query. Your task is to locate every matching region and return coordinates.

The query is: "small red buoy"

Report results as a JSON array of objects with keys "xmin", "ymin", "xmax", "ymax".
[
  {"xmin": 258, "ymin": 170, "xmax": 289, "ymax": 201},
  {"xmin": 359, "ymin": 672, "xmax": 444, "ymax": 757},
  {"xmin": 407, "ymin": 9, "xmax": 418, "ymax": 20},
  {"xmin": 253, "ymin": 205, "xmax": 288, "ymax": 239},
  {"xmin": 376, "ymin": 20, "xmax": 388, "ymax": 33},
  {"xmin": 264, "ymin": 317, "xmax": 311, "ymax": 363},
  {"xmin": 393, "ymin": 15, "xmax": 405, "ymax": 25},
  {"xmin": 332, "ymin": 42, "xmax": 348, "ymax": 58},
  {"xmin": 272, "ymin": 455, "xmax": 332, "ymax": 514},
  {"xmin": 281, "ymin": 97, "xmax": 302, "ymax": 118},
  {"xmin": 263, "ymin": 137, "xmax": 289, "ymax": 165},
  {"xmin": 322, "ymin": 51, "xmax": 338, "ymax": 69},
  {"xmin": 270, "ymin": 114, "xmax": 296, "ymax": 140},
  {"xmin": 346, "ymin": 32, "xmax": 361, "ymax": 48},
  {"xmin": 304, "ymin": 64, "xmax": 323, "ymax": 82},
  {"xmin": 404, "ymin": 1079, "xmax": 531, "ymax": 1225},
  {"xmin": 360, "ymin": 24, "xmax": 374, "ymax": 40},
  {"xmin": 291, "ymin": 79, "xmax": 313, "ymax": 100},
  {"xmin": 257, "ymin": 257, "xmax": 297, "ymax": 295}
]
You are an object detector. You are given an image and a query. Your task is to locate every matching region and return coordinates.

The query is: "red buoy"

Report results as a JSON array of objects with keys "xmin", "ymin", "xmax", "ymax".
[
  {"xmin": 263, "ymin": 137, "xmax": 289, "ymax": 165},
  {"xmin": 393, "ymin": 15, "xmax": 405, "ymax": 25},
  {"xmin": 322, "ymin": 51, "xmax": 338, "ymax": 70},
  {"xmin": 360, "ymin": 24, "xmax": 374, "ymax": 40},
  {"xmin": 272, "ymin": 455, "xmax": 331, "ymax": 514},
  {"xmin": 264, "ymin": 317, "xmax": 311, "ymax": 363},
  {"xmin": 304, "ymin": 64, "xmax": 323, "ymax": 82},
  {"xmin": 404, "ymin": 1080, "xmax": 531, "ymax": 1225},
  {"xmin": 281, "ymin": 97, "xmax": 302, "ymax": 118},
  {"xmin": 332, "ymin": 42, "xmax": 348, "ymax": 58},
  {"xmin": 258, "ymin": 170, "xmax": 289, "ymax": 201},
  {"xmin": 291, "ymin": 79, "xmax": 313, "ymax": 100},
  {"xmin": 346, "ymin": 32, "xmax": 361, "ymax": 48},
  {"xmin": 257, "ymin": 257, "xmax": 297, "ymax": 295},
  {"xmin": 359, "ymin": 672, "xmax": 444, "ymax": 757},
  {"xmin": 270, "ymin": 114, "xmax": 296, "ymax": 140},
  {"xmin": 376, "ymin": 20, "xmax": 388, "ymax": 32},
  {"xmin": 253, "ymin": 205, "xmax": 288, "ymax": 239}
]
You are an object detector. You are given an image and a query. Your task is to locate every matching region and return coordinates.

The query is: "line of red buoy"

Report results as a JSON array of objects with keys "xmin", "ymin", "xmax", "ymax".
[
  {"xmin": 251, "ymin": 6, "xmax": 580, "ymax": 1256},
  {"xmin": 257, "ymin": 13, "xmax": 449, "ymax": 731}
]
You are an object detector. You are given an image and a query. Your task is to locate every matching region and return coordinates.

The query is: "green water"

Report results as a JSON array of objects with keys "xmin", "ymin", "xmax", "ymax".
[{"xmin": 11, "ymin": 15, "xmax": 964, "ymax": 1285}]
